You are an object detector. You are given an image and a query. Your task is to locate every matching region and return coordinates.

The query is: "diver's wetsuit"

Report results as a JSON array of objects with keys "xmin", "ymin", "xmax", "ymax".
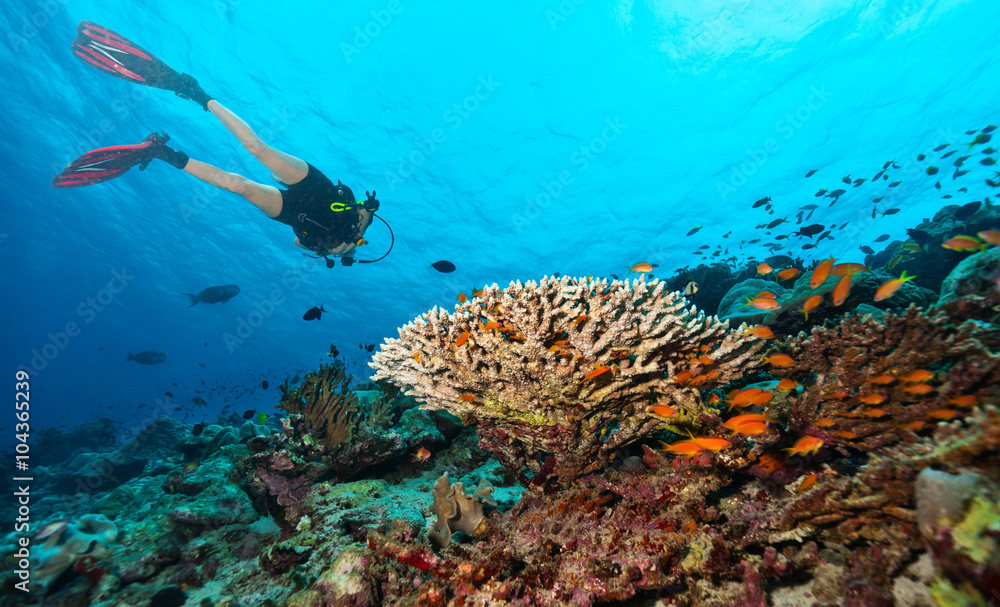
[{"xmin": 273, "ymin": 163, "xmax": 360, "ymax": 253}]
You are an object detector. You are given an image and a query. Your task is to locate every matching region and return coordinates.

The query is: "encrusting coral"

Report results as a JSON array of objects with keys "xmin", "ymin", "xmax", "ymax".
[{"xmin": 370, "ymin": 276, "xmax": 764, "ymax": 481}]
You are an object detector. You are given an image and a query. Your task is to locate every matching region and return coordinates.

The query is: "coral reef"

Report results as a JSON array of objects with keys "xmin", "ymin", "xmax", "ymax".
[
  {"xmin": 371, "ymin": 276, "xmax": 764, "ymax": 481},
  {"xmin": 278, "ymin": 362, "xmax": 361, "ymax": 449}
]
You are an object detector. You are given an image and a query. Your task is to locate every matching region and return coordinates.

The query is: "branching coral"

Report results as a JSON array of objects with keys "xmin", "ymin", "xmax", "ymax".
[
  {"xmin": 776, "ymin": 305, "xmax": 1000, "ymax": 453},
  {"xmin": 279, "ymin": 362, "xmax": 359, "ymax": 449},
  {"xmin": 370, "ymin": 276, "xmax": 764, "ymax": 481}
]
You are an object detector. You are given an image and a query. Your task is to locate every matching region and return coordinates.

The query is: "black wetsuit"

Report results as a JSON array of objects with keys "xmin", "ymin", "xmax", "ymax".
[{"xmin": 273, "ymin": 163, "xmax": 360, "ymax": 254}]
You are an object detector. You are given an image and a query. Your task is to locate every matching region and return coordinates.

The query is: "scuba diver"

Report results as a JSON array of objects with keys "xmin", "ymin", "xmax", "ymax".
[{"xmin": 53, "ymin": 21, "xmax": 389, "ymax": 268}]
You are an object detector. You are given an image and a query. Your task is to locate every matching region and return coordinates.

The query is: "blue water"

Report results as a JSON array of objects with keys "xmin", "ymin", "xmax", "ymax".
[{"xmin": 2, "ymin": 0, "xmax": 999, "ymax": 441}]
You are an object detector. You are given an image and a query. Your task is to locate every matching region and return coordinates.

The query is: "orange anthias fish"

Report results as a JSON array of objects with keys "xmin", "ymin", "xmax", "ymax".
[
  {"xmin": 458, "ymin": 394, "xmax": 477, "ymax": 402},
  {"xmin": 857, "ymin": 394, "xmax": 886, "ymax": 405},
  {"xmin": 763, "ymin": 353, "xmax": 795, "ymax": 367},
  {"xmin": 814, "ymin": 418, "xmax": 837, "ymax": 428},
  {"xmin": 456, "ymin": 331, "xmax": 470, "ymax": 347},
  {"xmin": 783, "ymin": 436, "xmax": 824, "ymax": 456},
  {"xmin": 748, "ymin": 391, "xmax": 774, "ymax": 406},
  {"xmin": 658, "ymin": 440, "xmax": 703, "ymax": 457},
  {"xmin": 901, "ymin": 369, "xmax": 935, "ymax": 383},
  {"xmin": 867, "ymin": 374, "xmax": 896, "ymax": 385},
  {"xmin": 832, "ymin": 263, "xmax": 869, "ymax": 276},
  {"xmin": 457, "ymin": 292, "xmax": 468, "ymax": 303},
  {"xmin": 900, "ymin": 421, "xmax": 927, "ymax": 431},
  {"xmin": 977, "ymin": 230, "xmax": 1000, "ymax": 247},
  {"xmin": 801, "ymin": 294, "xmax": 823, "ymax": 320},
  {"xmin": 776, "ymin": 378, "xmax": 800, "ymax": 391},
  {"xmin": 481, "ymin": 321, "xmax": 502, "ymax": 331},
  {"xmin": 745, "ymin": 297, "xmax": 782, "ymax": 311},
  {"xmin": 685, "ymin": 430, "xmax": 731, "ymax": 452},
  {"xmin": 628, "ymin": 262, "xmax": 655, "ymax": 273},
  {"xmin": 874, "ymin": 272, "xmax": 916, "ymax": 301},
  {"xmin": 727, "ymin": 387, "xmax": 764, "ymax": 410},
  {"xmin": 832, "ymin": 274, "xmax": 853, "ymax": 306},
  {"xmin": 744, "ymin": 325, "xmax": 775, "ymax": 339},
  {"xmin": 724, "ymin": 412, "xmax": 774, "ymax": 431},
  {"xmin": 755, "ymin": 290, "xmax": 779, "ymax": 299},
  {"xmin": 903, "ymin": 383, "xmax": 934, "ymax": 395},
  {"xmin": 777, "ymin": 268, "xmax": 800, "ymax": 281},
  {"xmin": 861, "ymin": 408, "xmax": 888, "ymax": 418},
  {"xmin": 580, "ymin": 364, "xmax": 617, "ymax": 383},
  {"xmin": 757, "ymin": 262, "xmax": 774, "ymax": 275},
  {"xmin": 832, "ymin": 431, "xmax": 858, "ymax": 440},
  {"xmin": 948, "ymin": 394, "xmax": 979, "ymax": 407},
  {"xmin": 927, "ymin": 409, "xmax": 960, "ymax": 420},
  {"xmin": 796, "ymin": 473, "xmax": 818, "ymax": 494},
  {"xmin": 648, "ymin": 404, "xmax": 679, "ymax": 418},
  {"xmin": 822, "ymin": 392, "xmax": 850, "ymax": 400},
  {"xmin": 412, "ymin": 447, "xmax": 432, "ymax": 462},
  {"xmin": 810, "ymin": 257, "xmax": 837, "ymax": 288},
  {"xmin": 942, "ymin": 235, "xmax": 986, "ymax": 252},
  {"xmin": 570, "ymin": 314, "xmax": 590, "ymax": 325},
  {"xmin": 732, "ymin": 421, "xmax": 769, "ymax": 436},
  {"xmin": 707, "ymin": 393, "xmax": 721, "ymax": 406}
]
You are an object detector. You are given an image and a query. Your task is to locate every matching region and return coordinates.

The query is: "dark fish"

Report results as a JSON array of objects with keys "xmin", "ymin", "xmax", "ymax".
[
  {"xmin": 752, "ymin": 197, "xmax": 771, "ymax": 208},
  {"xmin": 954, "ymin": 169, "xmax": 969, "ymax": 179},
  {"xmin": 959, "ymin": 187, "xmax": 968, "ymax": 193},
  {"xmin": 165, "ymin": 391, "xmax": 173, "ymax": 398},
  {"xmin": 150, "ymin": 587, "xmax": 187, "ymax": 607},
  {"xmin": 192, "ymin": 423, "xmax": 205, "ymax": 437},
  {"xmin": 967, "ymin": 129, "xmax": 978, "ymax": 135},
  {"xmin": 839, "ymin": 222, "xmax": 849, "ymax": 230},
  {"xmin": 971, "ymin": 133, "xmax": 992, "ymax": 146},
  {"xmin": 873, "ymin": 170, "xmax": 885, "ymax": 180},
  {"xmin": 766, "ymin": 218, "xmax": 787, "ymax": 229},
  {"xmin": 192, "ymin": 397, "xmax": 207, "ymax": 406},
  {"xmin": 852, "ymin": 178, "xmax": 866, "ymax": 187},
  {"xmin": 817, "ymin": 231, "xmax": 833, "ymax": 242},
  {"xmin": 882, "ymin": 208, "xmax": 901, "ymax": 216},
  {"xmin": 873, "ymin": 196, "xmax": 884, "ymax": 202},
  {"xmin": 935, "ymin": 181, "xmax": 941, "ymax": 189},
  {"xmin": 801, "ymin": 243, "xmax": 817, "ymax": 250},
  {"xmin": 826, "ymin": 189, "xmax": 847, "ymax": 198},
  {"xmin": 883, "ymin": 161, "xmax": 892, "ymax": 169},
  {"xmin": 934, "ymin": 144, "xmax": 949, "ymax": 152},
  {"xmin": 800, "ymin": 204, "xmax": 818, "ymax": 211},
  {"xmin": 765, "ymin": 255, "xmax": 793, "ymax": 267},
  {"xmin": 916, "ymin": 154, "xmax": 926, "ymax": 161},
  {"xmin": 184, "ymin": 285, "xmax": 240, "ymax": 307},
  {"xmin": 874, "ymin": 234, "xmax": 890, "ymax": 242},
  {"xmin": 262, "ymin": 380, "xmax": 269, "ymax": 390},
  {"xmin": 243, "ymin": 410, "xmax": 255, "ymax": 420},
  {"xmin": 955, "ymin": 155, "xmax": 970, "ymax": 166},
  {"xmin": 842, "ymin": 175, "xmax": 852, "ymax": 184},
  {"xmin": 805, "ymin": 169, "xmax": 818, "ymax": 177},
  {"xmin": 988, "ymin": 179, "xmax": 1000, "ymax": 188},
  {"xmin": 126, "ymin": 351, "xmax": 166, "ymax": 365},
  {"xmin": 815, "ymin": 189, "xmax": 827, "ymax": 197},
  {"xmin": 942, "ymin": 194, "xmax": 953, "ymax": 199},
  {"xmin": 906, "ymin": 229, "xmax": 933, "ymax": 246},
  {"xmin": 984, "ymin": 148, "xmax": 998, "ymax": 155},
  {"xmin": 941, "ymin": 150, "xmax": 957, "ymax": 158},
  {"xmin": 329, "ymin": 344, "xmax": 340, "ymax": 357},
  {"xmin": 686, "ymin": 225, "xmax": 704, "ymax": 236},
  {"xmin": 954, "ymin": 201, "xmax": 981, "ymax": 221},
  {"xmin": 199, "ymin": 363, "xmax": 206, "ymax": 368},
  {"xmin": 303, "ymin": 305, "xmax": 327, "ymax": 321},
  {"xmin": 775, "ymin": 234, "xmax": 788, "ymax": 240},
  {"xmin": 926, "ymin": 166, "xmax": 938, "ymax": 175},
  {"xmin": 981, "ymin": 157, "xmax": 996, "ymax": 166},
  {"xmin": 366, "ymin": 344, "xmax": 376, "ymax": 352},
  {"xmin": 892, "ymin": 163, "xmax": 901, "ymax": 169},
  {"xmin": 795, "ymin": 224, "xmax": 825, "ymax": 238},
  {"xmin": 860, "ymin": 245, "xmax": 875, "ymax": 255},
  {"xmin": 431, "ymin": 260, "xmax": 456, "ymax": 273},
  {"xmin": 698, "ymin": 245, "xmax": 710, "ymax": 249},
  {"xmin": 985, "ymin": 126, "xmax": 997, "ymax": 134},
  {"xmin": 889, "ymin": 181, "xmax": 901, "ymax": 187}
]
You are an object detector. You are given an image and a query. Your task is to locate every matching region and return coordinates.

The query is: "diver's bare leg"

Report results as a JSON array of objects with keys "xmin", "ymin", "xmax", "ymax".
[
  {"xmin": 183, "ymin": 159, "xmax": 284, "ymax": 218},
  {"xmin": 206, "ymin": 100, "xmax": 309, "ymax": 186}
]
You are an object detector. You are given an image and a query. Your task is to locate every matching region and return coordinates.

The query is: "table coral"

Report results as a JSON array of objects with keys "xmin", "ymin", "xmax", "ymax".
[{"xmin": 370, "ymin": 276, "xmax": 764, "ymax": 481}]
